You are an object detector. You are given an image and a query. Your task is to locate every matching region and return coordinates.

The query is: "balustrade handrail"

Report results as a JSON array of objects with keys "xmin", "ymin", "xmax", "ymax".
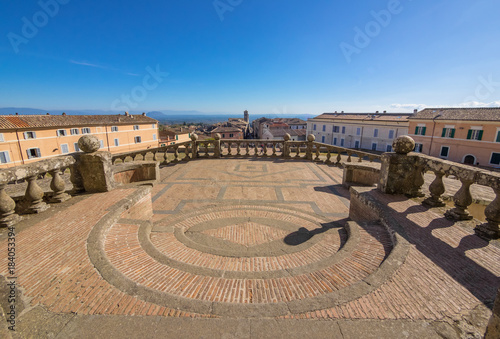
[
  {"xmin": 0, "ymin": 155, "xmax": 76, "ymax": 185},
  {"xmin": 111, "ymin": 140, "xmax": 193, "ymax": 162}
]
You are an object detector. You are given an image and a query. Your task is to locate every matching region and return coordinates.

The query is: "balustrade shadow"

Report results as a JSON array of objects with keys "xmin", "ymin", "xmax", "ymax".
[{"xmin": 284, "ymin": 219, "xmax": 347, "ymax": 246}]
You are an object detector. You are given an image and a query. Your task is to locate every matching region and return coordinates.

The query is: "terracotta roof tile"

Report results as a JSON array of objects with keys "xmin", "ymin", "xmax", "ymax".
[
  {"xmin": 0, "ymin": 114, "xmax": 157, "ymax": 130},
  {"xmin": 312, "ymin": 113, "xmax": 411, "ymax": 121},
  {"xmin": 409, "ymin": 108, "xmax": 500, "ymax": 121}
]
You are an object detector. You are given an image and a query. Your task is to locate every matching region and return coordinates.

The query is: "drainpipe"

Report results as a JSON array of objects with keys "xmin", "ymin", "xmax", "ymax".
[
  {"xmin": 105, "ymin": 125, "xmax": 111, "ymax": 152},
  {"xmin": 428, "ymin": 114, "xmax": 440, "ymax": 156},
  {"xmin": 15, "ymin": 130, "xmax": 25, "ymax": 165}
]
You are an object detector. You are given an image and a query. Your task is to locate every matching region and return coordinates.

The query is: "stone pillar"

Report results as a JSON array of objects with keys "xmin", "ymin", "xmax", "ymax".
[
  {"xmin": 77, "ymin": 135, "xmax": 115, "ymax": 193},
  {"xmin": 49, "ymin": 169, "xmax": 71, "ymax": 203},
  {"xmin": 485, "ymin": 287, "xmax": 500, "ymax": 338},
  {"xmin": 24, "ymin": 176, "xmax": 49, "ymax": 213},
  {"xmin": 378, "ymin": 135, "xmax": 423, "ymax": 196},
  {"xmin": 213, "ymin": 133, "xmax": 221, "ymax": 158},
  {"xmin": 475, "ymin": 188, "xmax": 500, "ymax": 239},
  {"xmin": 306, "ymin": 134, "xmax": 315, "ymax": 161}
]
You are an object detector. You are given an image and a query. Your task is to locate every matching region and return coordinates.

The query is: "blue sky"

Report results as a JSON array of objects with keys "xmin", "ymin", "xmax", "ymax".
[{"xmin": 1, "ymin": 0, "xmax": 499, "ymax": 114}]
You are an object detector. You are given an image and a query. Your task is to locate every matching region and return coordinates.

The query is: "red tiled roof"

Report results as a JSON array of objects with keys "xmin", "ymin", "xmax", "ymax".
[
  {"xmin": 408, "ymin": 108, "xmax": 500, "ymax": 121},
  {"xmin": 312, "ymin": 113, "xmax": 411, "ymax": 121},
  {"xmin": 0, "ymin": 114, "xmax": 158, "ymax": 130},
  {"xmin": 211, "ymin": 126, "xmax": 242, "ymax": 133}
]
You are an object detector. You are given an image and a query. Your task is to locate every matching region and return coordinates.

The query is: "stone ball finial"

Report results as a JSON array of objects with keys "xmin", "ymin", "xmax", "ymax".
[
  {"xmin": 307, "ymin": 134, "xmax": 315, "ymax": 142},
  {"xmin": 392, "ymin": 135, "xmax": 415, "ymax": 154},
  {"xmin": 191, "ymin": 133, "xmax": 198, "ymax": 141},
  {"xmin": 78, "ymin": 135, "xmax": 100, "ymax": 153},
  {"xmin": 214, "ymin": 133, "xmax": 221, "ymax": 140},
  {"xmin": 283, "ymin": 133, "xmax": 291, "ymax": 141}
]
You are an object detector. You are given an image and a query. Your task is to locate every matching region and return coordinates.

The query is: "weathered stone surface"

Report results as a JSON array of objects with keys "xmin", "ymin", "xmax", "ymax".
[
  {"xmin": 307, "ymin": 134, "xmax": 315, "ymax": 142},
  {"xmin": 378, "ymin": 153, "xmax": 422, "ymax": 196},
  {"xmin": 342, "ymin": 162, "xmax": 381, "ymax": 188},
  {"xmin": 283, "ymin": 133, "xmax": 290, "ymax": 141},
  {"xmin": 392, "ymin": 135, "xmax": 415, "ymax": 154},
  {"xmin": 78, "ymin": 135, "xmax": 100, "ymax": 153},
  {"xmin": 113, "ymin": 161, "xmax": 159, "ymax": 185},
  {"xmin": 78, "ymin": 151, "xmax": 115, "ymax": 192},
  {"xmin": 0, "ymin": 156, "xmax": 75, "ymax": 185},
  {"xmin": 486, "ymin": 287, "xmax": 500, "ymax": 338}
]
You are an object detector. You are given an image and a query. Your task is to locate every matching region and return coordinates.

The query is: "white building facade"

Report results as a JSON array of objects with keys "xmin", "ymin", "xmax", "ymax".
[{"xmin": 306, "ymin": 112, "xmax": 410, "ymax": 152}]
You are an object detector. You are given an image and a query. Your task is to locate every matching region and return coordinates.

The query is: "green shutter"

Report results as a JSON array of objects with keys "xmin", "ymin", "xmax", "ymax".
[
  {"xmin": 496, "ymin": 132, "xmax": 500, "ymax": 142},
  {"xmin": 414, "ymin": 126, "xmax": 418, "ymax": 134},
  {"xmin": 422, "ymin": 127, "xmax": 426, "ymax": 136},
  {"xmin": 467, "ymin": 130, "xmax": 472, "ymax": 139},
  {"xmin": 450, "ymin": 129, "xmax": 455, "ymax": 138},
  {"xmin": 478, "ymin": 130, "xmax": 483, "ymax": 141},
  {"xmin": 441, "ymin": 129, "xmax": 446, "ymax": 137}
]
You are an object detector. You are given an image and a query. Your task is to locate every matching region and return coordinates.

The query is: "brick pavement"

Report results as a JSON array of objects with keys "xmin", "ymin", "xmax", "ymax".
[{"xmin": 0, "ymin": 158, "xmax": 499, "ymax": 338}]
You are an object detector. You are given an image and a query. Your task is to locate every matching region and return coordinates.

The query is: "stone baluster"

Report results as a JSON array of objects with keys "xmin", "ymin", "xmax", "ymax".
[
  {"xmin": 236, "ymin": 142, "xmax": 241, "ymax": 156},
  {"xmin": 295, "ymin": 144, "xmax": 300, "ymax": 158},
  {"xmin": 49, "ymin": 169, "xmax": 71, "ymax": 203},
  {"xmin": 346, "ymin": 151, "xmax": 352, "ymax": 163},
  {"xmin": 0, "ymin": 184, "xmax": 20, "ymax": 227},
  {"xmin": 445, "ymin": 177, "xmax": 474, "ymax": 221},
  {"xmin": 253, "ymin": 143, "xmax": 258, "ymax": 156},
  {"xmin": 306, "ymin": 135, "xmax": 315, "ymax": 161},
  {"xmin": 475, "ymin": 188, "xmax": 500, "ymax": 239},
  {"xmin": 272, "ymin": 143, "xmax": 277, "ymax": 157},
  {"xmin": 245, "ymin": 143, "xmax": 250, "ymax": 156},
  {"xmin": 336, "ymin": 152, "xmax": 342, "ymax": 165},
  {"xmin": 283, "ymin": 134, "xmax": 290, "ymax": 158},
  {"xmin": 325, "ymin": 148, "xmax": 332, "ymax": 164},
  {"xmin": 314, "ymin": 145, "xmax": 320, "ymax": 161},
  {"xmin": 173, "ymin": 146, "xmax": 179, "ymax": 162},
  {"xmin": 423, "ymin": 171, "xmax": 446, "ymax": 207},
  {"xmin": 214, "ymin": 134, "xmax": 221, "ymax": 158},
  {"xmin": 368, "ymin": 156, "xmax": 375, "ymax": 163},
  {"xmin": 357, "ymin": 152, "xmax": 363, "ymax": 162},
  {"xmin": 227, "ymin": 142, "xmax": 232, "ymax": 156},
  {"xmin": 263, "ymin": 143, "xmax": 268, "ymax": 157},
  {"xmin": 184, "ymin": 144, "xmax": 190, "ymax": 160},
  {"xmin": 204, "ymin": 142, "xmax": 209, "ymax": 157},
  {"xmin": 24, "ymin": 176, "xmax": 49, "ymax": 214}
]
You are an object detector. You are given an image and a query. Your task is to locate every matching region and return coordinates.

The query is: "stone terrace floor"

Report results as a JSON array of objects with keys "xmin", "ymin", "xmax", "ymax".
[{"xmin": 0, "ymin": 158, "xmax": 499, "ymax": 338}]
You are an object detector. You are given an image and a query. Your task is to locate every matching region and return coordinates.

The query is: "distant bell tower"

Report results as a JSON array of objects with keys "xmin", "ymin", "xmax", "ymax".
[{"xmin": 244, "ymin": 110, "xmax": 249, "ymax": 123}]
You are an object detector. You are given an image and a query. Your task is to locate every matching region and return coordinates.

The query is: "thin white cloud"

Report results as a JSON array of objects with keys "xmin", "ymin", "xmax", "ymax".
[
  {"xmin": 69, "ymin": 60, "xmax": 140, "ymax": 76},
  {"xmin": 390, "ymin": 103, "xmax": 427, "ymax": 111},
  {"xmin": 456, "ymin": 101, "xmax": 500, "ymax": 108}
]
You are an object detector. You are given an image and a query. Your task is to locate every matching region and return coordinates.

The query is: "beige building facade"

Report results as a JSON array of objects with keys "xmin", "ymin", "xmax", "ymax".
[
  {"xmin": 0, "ymin": 113, "xmax": 158, "ymax": 168},
  {"xmin": 409, "ymin": 108, "xmax": 500, "ymax": 168}
]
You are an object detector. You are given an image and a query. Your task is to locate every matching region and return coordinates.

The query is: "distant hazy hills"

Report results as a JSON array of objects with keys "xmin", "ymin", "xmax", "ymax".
[{"xmin": 0, "ymin": 107, "xmax": 315, "ymax": 124}]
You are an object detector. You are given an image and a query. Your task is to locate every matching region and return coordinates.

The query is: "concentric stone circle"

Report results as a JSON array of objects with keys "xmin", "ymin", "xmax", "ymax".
[{"xmin": 91, "ymin": 203, "xmax": 401, "ymax": 317}]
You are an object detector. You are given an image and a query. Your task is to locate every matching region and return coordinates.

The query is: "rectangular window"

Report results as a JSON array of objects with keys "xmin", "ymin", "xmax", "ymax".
[
  {"xmin": 134, "ymin": 125, "xmax": 140, "ymax": 130},
  {"xmin": 74, "ymin": 143, "xmax": 80, "ymax": 152},
  {"xmin": 229, "ymin": 134, "xmax": 234, "ymax": 138},
  {"xmin": 414, "ymin": 126, "xmax": 426, "ymax": 136},
  {"xmin": 313, "ymin": 124, "xmax": 316, "ymax": 131},
  {"xmin": 56, "ymin": 129, "xmax": 67, "ymax": 137},
  {"xmin": 388, "ymin": 130, "xmax": 394, "ymax": 139},
  {"xmin": 152, "ymin": 124, "xmax": 155, "ymax": 129},
  {"xmin": 356, "ymin": 128, "xmax": 361, "ymax": 136},
  {"xmin": 61, "ymin": 144, "xmax": 69, "ymax": 154},
  {"xmin": 441, "ymin": 128, "xmax": 455, "ymax": 138},
  {"xmin": 153, "ymin": 133, "xmax": 157, "ymax": 141},
  {"xmin": 27, "ymin": 148, "xmax": 41, "ymax": 159},
  {"xmin": 99, "ymin": 140, "xmax": 104, "ymax": 148},
  {"xmin": 467, "ymin": 129, "xmax": 483, "ymax": 140},
  {"xmin": 0, "ymin": 133, "xmax": 4, "ymax": 142},
  {"xmin": 332, "ymin": 126, "xmax": 339, "ymax": 133},
  {"xmin": 340, "ymin": 138, "xmax": 345, "ymax": 147},
  {"xmin": 322, "ymin": 125, "xmax": 326, "ymax": 132},
  {"xmin": 341, "ymin": 126, "xmax": 346, "ymax": 134},
  {"xmin": 374, "ymin": 129, "xmax": 378, "ymax": 138},
  {"xmin": 386, "ymin": 145, "xmax": 392, "ymax": 152},
  {"xmin": 134, "ymin": 136, "xmax": 142, "ymax": 143},
  {"xmin": 371, "ymin": 143, "xmax": 377, "ymax": 151},
  {"xmin": 333, "ymin": 138, "xmax": 337, "ymax": 146},
  {"xmin": 81, "ymin": 127, "xmax": 91, "ymax": 134},
  {"xmin": 114, "ymin": 138, "xmax": 119, "ymax": 147},
  {"xmin": 354, "ymin": 140, "xmax": 360, "ymax": 148},
  {"xmin": 24, "ymin": 131, "xmax": 36, "ymax": 139},
  {"xmin": 440, "ymin": 146, "xmax": 449, "ymax": 157},
  {"xmin": 414, "ymin": 143, "xmax": 423, "ymax": 152},
  {"xmin": 496, "ymin": 131, "xmax": 500, "ymax": 142},
  {"xmin": 111, "ymin": 126, "xmax": 118, "ymax": 132},
  {"xmin": 70, "ymin": 128, "xmax": 79, "ymax": 135},
  {"xmin": 321, "ymin": 136, "xmax": 325, "ymax": 143},
  {"xmin": 0, "ymin": 151, "xmax": 10, "ymax": 164},
  {"xmin": 490, "ymin": 152, "xmax": 500, "ymax": 165}
]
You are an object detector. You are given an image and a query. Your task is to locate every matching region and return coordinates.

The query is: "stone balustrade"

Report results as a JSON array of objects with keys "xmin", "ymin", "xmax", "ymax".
[
  {"xmin": 111, "ymin": 140, "xmax": 195, "ymax": 165},
  {"xmin": 379, "ymin": 135, "xmax": 500, "ymax": 239},
  {"xmin": 0, "ymin": 155, "xmax": 80, "ymax": 227}
]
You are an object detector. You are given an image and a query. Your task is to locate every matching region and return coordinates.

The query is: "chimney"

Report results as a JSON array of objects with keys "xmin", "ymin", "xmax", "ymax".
[
  {"xmin": 142, "ymin": 112, "xmax": 146, "ymax": 116},
  {"xmin": 383, "ymin": 110, "xmax": 386, "ymax": 113},
  {"xmin": 62, "ymin": 112, "xmax": 66, "ymax": 116},
  {"xmin": 46, "ymin": 112, "xmax": 50, "ymax": 115},
  {"xmin": 125, "ymin": 111, "xmax": 130, "ymax": 116},
  {"xmin": 341, "ymin": 111, "xmax": 344, "ymax": 113},
  {"xmin": 413, "ymin": 109, "xmax": 418, "ymax": 113},
  {"xmin": 375, "ymin": 111, "xmax": 379, "ymax": 114},
  {"xmin": 15, "ymin": 113, "xmax": 18, "ymax": 115},
  {"xmin": 335, "ymin": 111, "xmax": 337, "ymax": 113}
]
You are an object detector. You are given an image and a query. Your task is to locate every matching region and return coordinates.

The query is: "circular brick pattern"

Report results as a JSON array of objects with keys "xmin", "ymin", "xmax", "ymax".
[{"xmin": 96, "ymin": 204, "xmax": 398, "ymax": 317}]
